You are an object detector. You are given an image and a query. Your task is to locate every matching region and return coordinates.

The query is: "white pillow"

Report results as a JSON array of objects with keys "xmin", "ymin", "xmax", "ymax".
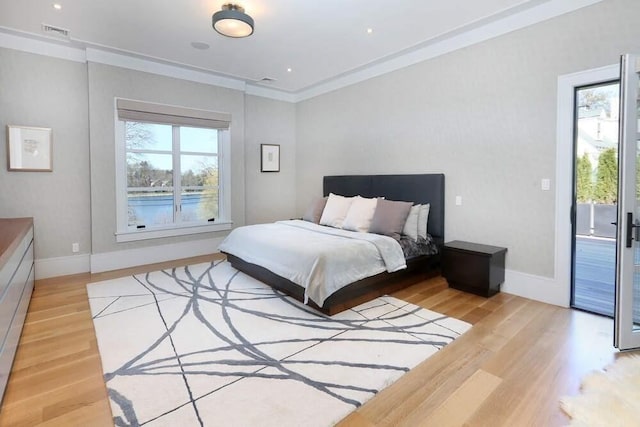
[
  {"xmin": 319, "ymin": 193, "xmax": 353, "ymax": 228},
  {"xmin": 417, "ymin": 203, "xmax": 430, "ymax": 239},
  {"xmin": 402, "ymin": 204, "xmax": 420, "ymax": 241},
  {"xmin": 342, "ymin": 196, "xmax": 378, "ymax": 232}
]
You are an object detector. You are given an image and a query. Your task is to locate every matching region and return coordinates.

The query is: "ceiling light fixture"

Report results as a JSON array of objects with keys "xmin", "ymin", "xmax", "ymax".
[
  {"xmin": 212, "ymin": 3, "xmax": 254, "ymax": 38},
  {"xmin": 52, "ymin": 3, "xmax": 62, "ymax": 10}
]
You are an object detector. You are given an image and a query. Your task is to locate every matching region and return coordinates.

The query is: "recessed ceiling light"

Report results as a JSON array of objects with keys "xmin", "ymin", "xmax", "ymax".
[
  {"xmin": 190, "ymin": 41, "xmax": 210, "ymax": 50},
  {"xmin": 287, "ymin": 68, "xmax": 292, "ymax": 73},
  {"xmin": 367, "ymin": 28, "xmax": 373, "ymax": 34},
  {"xmin": 53, "ymin": 3, "xmax": 62, "ymax": 10}
]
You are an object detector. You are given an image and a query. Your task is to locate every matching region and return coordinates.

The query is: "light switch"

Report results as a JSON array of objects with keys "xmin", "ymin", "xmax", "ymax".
[
  {"xmin": 455, "ymin": 196, "xmax": 462, "ymax": 206},
  {"xmin": 541, "ymin": 178, "xmax": 551, "ymax": 191}
]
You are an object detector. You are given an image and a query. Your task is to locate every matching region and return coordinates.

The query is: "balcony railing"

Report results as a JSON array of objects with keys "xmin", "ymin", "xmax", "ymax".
[{"xmin": 576, "ymin": 202, "xmax": 616, "ymax": 238}]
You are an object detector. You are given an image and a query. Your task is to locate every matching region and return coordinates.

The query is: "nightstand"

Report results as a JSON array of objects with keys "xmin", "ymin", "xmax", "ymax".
[{"xmin": 442, "ymin": 240, "xmax": 507, "ymax": 297}]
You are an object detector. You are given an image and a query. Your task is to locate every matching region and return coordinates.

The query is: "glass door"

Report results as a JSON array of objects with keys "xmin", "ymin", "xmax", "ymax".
[
  {"xmin": 572, "ymin": 82, "xmax": 619, "ymax": 317},
  {"xmin": 614, "ymin": 53, "xmax": 640, "ymax": 350}
]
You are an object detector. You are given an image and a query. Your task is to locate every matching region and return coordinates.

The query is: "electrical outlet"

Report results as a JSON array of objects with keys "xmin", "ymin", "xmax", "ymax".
[
  {"xmin": 72, "ymin": 242, "xmax": 79, "ymax": 253},
  {"xmin": 541, "ymin": 178, "xmax": 551, "ymax": 191},
  {"xmin": 455, "ymin": 196, "xmax": 462, "ymax": 206}
]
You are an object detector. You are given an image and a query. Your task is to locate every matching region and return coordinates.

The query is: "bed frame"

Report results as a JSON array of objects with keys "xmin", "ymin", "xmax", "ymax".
[{"xmin": 226, "ymin": 174, "xmax": 445, "ymax": 315}]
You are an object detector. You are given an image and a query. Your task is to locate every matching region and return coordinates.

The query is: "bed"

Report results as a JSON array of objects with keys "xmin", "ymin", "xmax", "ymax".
[{"xmin": 221, "ymin": 174, "xmax": 445, "ymax": 315}]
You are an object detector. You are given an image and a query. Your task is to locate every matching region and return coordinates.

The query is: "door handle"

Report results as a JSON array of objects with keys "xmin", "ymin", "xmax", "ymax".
[{"xmin": 625, "ymin": 212, "xmax": 640, "ymax": 248}]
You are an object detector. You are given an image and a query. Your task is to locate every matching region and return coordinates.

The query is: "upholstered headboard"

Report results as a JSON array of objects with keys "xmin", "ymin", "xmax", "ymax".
[{"xmin": 323, "ymin": 174, "xmax": 445, "ymax": 245}]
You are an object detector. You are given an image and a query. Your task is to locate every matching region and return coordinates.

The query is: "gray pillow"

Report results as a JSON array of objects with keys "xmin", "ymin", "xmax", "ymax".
[
  {"xmin": 369, "ymin": 199, "xmax": 413, "ymax": 238},
  {"xmin": 302, "ymin": 197, "xmax": 328, "ymax": 224}
]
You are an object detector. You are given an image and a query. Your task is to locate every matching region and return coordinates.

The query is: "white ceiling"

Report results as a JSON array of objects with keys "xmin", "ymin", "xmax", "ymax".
[{"xmin": 0, "ymin": 0, "xmax": 588, "ymax": 94}]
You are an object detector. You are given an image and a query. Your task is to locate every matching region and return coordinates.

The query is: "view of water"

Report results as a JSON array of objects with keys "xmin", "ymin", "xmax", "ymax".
[{"xmin": 128, "ymin": 192, "xmax": 217, "ymax": 226}]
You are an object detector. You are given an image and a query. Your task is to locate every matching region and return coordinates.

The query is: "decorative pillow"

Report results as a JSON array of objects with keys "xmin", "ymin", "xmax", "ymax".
[
  {"xmin": 319, "ymin": 193, "xmax": 353, "ymax": 228},
  {"xmin": 402, "ymin": 204, "xmax": 421, "ymax": 241},
  {"xmin": 418, "ymin": 203, "xmax": 430, "ymax": 239},
  {"xmin": 302, "ymin": 196, "xmax": 328, "ymax": 224},
  {"xmin": 369, "ymin": 199, "xmax": 413, "ymax": 238},
  {"xmin": 342, "ymin": 196, "xmax": 378, "ymax": 232}
]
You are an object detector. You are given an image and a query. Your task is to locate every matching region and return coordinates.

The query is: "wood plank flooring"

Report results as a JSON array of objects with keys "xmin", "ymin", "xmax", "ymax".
[{"xmin": 0, "ymin": 255, "xmax": 633, "ymax": 426}]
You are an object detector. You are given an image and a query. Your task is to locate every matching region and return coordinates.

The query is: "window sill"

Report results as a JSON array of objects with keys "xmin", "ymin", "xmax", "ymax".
[{"xmin": 115, "ymin": 221, "xmax": 233, "ymax": 243}]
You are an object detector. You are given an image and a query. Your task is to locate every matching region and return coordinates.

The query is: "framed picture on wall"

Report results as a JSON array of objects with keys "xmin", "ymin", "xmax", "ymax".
[
  {"xmin": 261, "ymin": 144, "xmax": 280, "ymax": 172},
  {"xmin": 6, "ymin": 125, "xmax": 53, "ymax": 172}
]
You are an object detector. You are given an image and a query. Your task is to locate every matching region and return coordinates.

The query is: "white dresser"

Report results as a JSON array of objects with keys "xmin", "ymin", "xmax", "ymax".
[{"xmin": 0, "ymin": 218, "xmax": 34, "ymax": 403}]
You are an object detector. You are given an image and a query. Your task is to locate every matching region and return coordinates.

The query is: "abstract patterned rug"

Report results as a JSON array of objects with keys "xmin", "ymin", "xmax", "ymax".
[{"xmin": 87, "ymin": 260, "xmax": 470, "ymax": 426}]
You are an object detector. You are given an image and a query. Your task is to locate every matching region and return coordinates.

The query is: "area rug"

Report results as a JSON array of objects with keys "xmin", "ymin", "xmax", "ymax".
[
  {"xmin": 87, "ymin": 260, "xmax": 471, "ymax": 426},
  {"xmin": 560, "ymin": 355, "xmax": 640, "ymax": 427}
]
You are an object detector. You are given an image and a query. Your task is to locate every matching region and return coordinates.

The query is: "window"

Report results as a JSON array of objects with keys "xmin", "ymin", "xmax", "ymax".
[{"xmin": 115, "ymin": 99, "xmax": 232, "ymax": 242}]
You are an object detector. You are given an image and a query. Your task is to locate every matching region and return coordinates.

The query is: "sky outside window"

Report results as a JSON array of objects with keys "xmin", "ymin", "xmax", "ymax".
[{"xmin": 126, "ymin": 123, "xmax": 218, "ymax": 172}]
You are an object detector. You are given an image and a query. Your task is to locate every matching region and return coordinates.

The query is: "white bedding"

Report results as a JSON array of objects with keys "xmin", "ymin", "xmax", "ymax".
[{"xmin": 218, "ymin": 220, "xmax": 407, "ymax": 306}]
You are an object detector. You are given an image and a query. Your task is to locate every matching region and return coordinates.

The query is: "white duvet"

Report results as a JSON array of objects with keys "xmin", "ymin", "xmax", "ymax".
[{"xmin": 218, "ymin": 220, "xmax": 407, "ymax": 307}]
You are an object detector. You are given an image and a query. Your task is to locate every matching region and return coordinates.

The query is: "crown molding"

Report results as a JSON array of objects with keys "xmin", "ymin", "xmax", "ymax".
[
  {"xmin": 0, "ymin": 27, "xmax": 86, "ymax": 63},
  {"xmin": 245, "ymin": 83, "xmax": 296, "ymax": 103},
  {"xmin": 85, "ymin": 48, "xmax": 246, "ymax": 91},
  {"xmin": 294, "ymin": 0, "xmax": 604, "ymax": 101},
  {"xmin": 0, "ymin": 0, "xmax": 603, "ymax": 104}
]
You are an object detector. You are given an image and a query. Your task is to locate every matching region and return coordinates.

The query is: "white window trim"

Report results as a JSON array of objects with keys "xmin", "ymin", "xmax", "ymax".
[
  {"xmin": 114, "ymin": 99, "xmax": 233, "ymax": 243},
  {"xmin": 115, "ymin": 221, "xmax": 232, "ymax": 242}
]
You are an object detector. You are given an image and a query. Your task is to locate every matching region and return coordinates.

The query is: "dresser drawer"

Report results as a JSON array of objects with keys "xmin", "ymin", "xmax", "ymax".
[
  {"xmin": 0, "ymin": 263, "xmax": 34, "ymax": 397},
  {"xmin": 0, "ymin": 227, "xmax": 33, "ymax": 299},
  {"xmin": 0, "ymin": 238, "xmax": 33, "ymax": 346},
  {"xmin": 0, "ymin": 218, "xmax": 34, "ymax": 404}
]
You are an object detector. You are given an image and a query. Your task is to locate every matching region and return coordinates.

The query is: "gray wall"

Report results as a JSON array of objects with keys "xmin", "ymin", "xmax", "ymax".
[
  {"xmin": 0, "ymin": 48, "xmax": 91, "ymax": 260},
  {"xmin": 0, "ymin": 50, "xmax": 299, "ymax": 266},
  {"xmin": 295, "ymin": 0, "xmax": 640, "ymax": 278},
  {"xmin": 244, "ymin": 95, "xmax": 296, "ymax": 224},
  {"xmin": 87, "ymin": 63, "xmax": 248, "ymax": 254}
]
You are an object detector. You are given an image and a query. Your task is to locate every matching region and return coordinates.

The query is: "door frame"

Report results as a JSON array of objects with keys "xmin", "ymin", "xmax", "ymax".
[{"xmin": 556, "ymin": 64, "xmax": 619, "ymax": 306}]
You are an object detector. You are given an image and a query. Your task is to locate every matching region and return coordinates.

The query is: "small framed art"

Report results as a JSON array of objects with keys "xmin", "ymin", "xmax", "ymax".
[
  {"xmin": 261, "ymin": 144, "xmax": 280, "ymax": 172},
  {"xmin": 7, "ymin": 125, "xmax": 53, "ymax": 171}
]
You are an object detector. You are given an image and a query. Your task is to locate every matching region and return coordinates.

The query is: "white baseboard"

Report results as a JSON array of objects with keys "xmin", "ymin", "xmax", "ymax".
[
  {"xmin": 35, "ymin": 254, "xmax": 91, "ymax": 279},
  {"xmin": 90, "ymin": 237, "xmax": 225, "ymax": 273},
  {"xmin": 502, "ymin": 269, "xmax": 570, "ymax": 307}
]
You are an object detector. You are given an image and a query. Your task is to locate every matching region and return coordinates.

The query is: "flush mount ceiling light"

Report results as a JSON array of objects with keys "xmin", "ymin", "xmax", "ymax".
[{"xmin": 212, "ymin": 3, "xmax": 254, "ymax": 38}]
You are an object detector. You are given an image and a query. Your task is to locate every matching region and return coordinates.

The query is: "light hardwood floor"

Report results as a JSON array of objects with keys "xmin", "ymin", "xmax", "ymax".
[{"xmin": 0, "ymin": 255, "xmax": 633, "ymax": 426}]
